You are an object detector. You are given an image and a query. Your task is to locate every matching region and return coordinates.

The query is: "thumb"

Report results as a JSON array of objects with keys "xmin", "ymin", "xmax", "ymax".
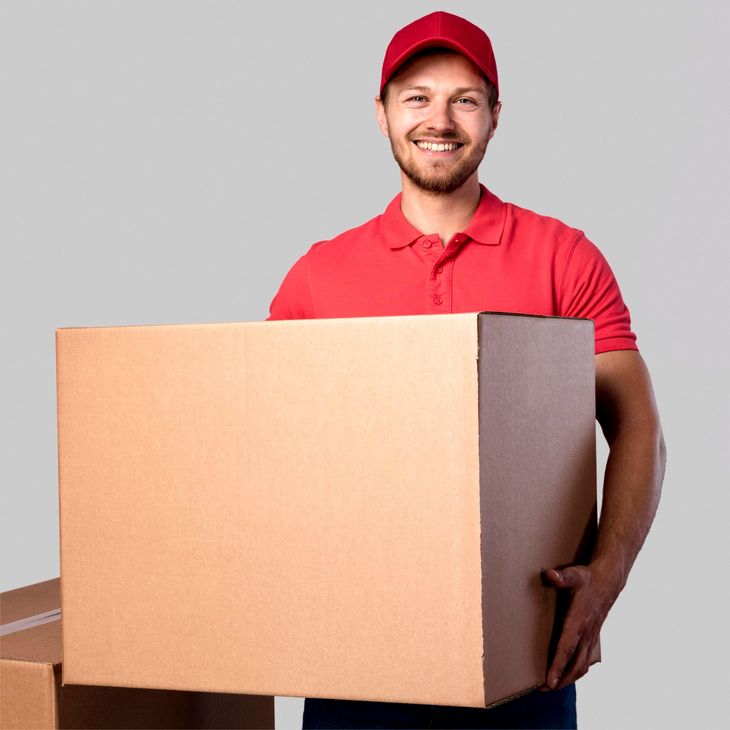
[{"xmin": 543, "ymin": 566, "xmax": 583, "ymax": 589}]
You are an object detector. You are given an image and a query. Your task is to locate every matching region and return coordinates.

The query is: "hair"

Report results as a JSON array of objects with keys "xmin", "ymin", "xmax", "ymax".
[{"xmin": 380, "ymin": 47, "xmax": 499, "ymax": 110}]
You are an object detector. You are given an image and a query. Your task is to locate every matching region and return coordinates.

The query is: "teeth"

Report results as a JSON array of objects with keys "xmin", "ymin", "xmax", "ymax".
[{"xmin": 415, "ymin": 141, "xmax": 459, "ymax": 151}]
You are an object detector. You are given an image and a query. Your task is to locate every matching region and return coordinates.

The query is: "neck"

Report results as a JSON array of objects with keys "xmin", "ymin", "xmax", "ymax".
[{"xmin": 399, "ymin": 173, "xmax": 482, "ymax": 247}]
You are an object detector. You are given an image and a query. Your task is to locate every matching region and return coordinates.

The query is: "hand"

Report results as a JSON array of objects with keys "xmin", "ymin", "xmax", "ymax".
[{"xmin": 538, "ymin": 563, "xmax": 621, "ymax": 691}]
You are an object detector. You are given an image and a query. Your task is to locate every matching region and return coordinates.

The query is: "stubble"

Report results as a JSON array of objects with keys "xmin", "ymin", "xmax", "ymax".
[{"xmin": 389, "ymin": 134, "xmax": 489, "ymax": 194}]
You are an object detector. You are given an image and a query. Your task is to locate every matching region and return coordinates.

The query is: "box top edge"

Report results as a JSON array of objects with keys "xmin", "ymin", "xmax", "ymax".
[
  {"xmin": 55, "ymin": 312, "xmax": 484, "ymax": 333},
  {"xmin": 55, "ymin": 311, "xmax": 592, "ymax": 333},
  {"xmin": 477, "ymin": 311, "xmax": 593, "ymax": 323}
]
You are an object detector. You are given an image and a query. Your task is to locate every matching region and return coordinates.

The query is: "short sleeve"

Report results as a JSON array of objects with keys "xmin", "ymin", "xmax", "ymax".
[
  {"xmin": 266, "ymin": 251, "xmax": 316, "ymax": 321},
  {"xmin": 560, "ymin": 234, "xmax": 639, "ymax": 355}
]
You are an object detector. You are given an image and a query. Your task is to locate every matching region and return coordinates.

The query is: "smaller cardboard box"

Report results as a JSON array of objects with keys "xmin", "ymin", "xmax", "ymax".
[{"xmin": 0, "ymin": 579, "xmax": 274, "ymax": 729}]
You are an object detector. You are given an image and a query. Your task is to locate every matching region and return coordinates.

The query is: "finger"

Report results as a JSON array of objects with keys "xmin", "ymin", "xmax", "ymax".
[
  {"xmin": 544, "ymin": 629, "xmax": 581, "ymax": 689},
  {"xmin": 554, "ymin": 637, "xmax": 592, "ymax": 690}
]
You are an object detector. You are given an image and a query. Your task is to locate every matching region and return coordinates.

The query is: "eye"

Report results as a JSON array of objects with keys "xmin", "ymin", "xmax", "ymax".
[
  {"xmin": 455, "ymin": 97, "xmax": 478, "ymax": 106},
  {"xmin": 405, "ymin": 95, "xmax": 428, "ymax": 103}
]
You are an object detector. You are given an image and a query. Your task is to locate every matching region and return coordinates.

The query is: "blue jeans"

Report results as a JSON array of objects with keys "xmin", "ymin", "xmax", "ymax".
[{"xmin": 302, "ymin": 684, "xmax": 577, "ymax": 729}]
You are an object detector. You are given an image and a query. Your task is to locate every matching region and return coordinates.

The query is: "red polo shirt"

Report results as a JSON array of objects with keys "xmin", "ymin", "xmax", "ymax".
[{"xmin": 267, "ymin": 184, "xmax": 638, "ymax": 355}]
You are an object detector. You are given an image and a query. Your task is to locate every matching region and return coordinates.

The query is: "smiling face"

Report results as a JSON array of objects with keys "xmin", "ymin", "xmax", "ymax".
[{"xmin": 376, "ymin": 51, "xmax": 501, "ymax": 194}]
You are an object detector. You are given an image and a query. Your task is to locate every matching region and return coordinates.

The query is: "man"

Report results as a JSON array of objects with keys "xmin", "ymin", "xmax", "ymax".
[{"xmin": 268, "ymin": 11, "xmax": 666, "ymax": 730}]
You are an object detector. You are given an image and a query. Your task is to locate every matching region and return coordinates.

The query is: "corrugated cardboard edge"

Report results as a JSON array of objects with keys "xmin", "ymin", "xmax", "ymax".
[
  {"xmin": 483, "ymin": 683, "xmax": 541, "ymax": 710},
  {"xmin": 475, "ymin": 313, "xmax": 488, "ymax": 710}
]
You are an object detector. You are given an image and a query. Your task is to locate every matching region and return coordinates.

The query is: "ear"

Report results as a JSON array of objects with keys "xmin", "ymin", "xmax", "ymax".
[
  {"xmin": 375, "ymin": 96, "xmax": 390, "ymax": 139},
  {"xmin": 488, "ymin": 100, "xmax": 502, "ymax": 141}
]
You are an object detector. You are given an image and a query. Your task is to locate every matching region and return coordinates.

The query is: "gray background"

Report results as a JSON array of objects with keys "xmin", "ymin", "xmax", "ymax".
[{"xmin": 1, "ymin": 1, "xmax": 728, "ymax": 728}]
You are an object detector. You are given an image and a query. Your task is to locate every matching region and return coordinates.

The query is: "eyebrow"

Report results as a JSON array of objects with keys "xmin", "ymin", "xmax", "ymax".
[{"xmin": 398, "ymin": 85, "xmax": 487, "ymax": 96}]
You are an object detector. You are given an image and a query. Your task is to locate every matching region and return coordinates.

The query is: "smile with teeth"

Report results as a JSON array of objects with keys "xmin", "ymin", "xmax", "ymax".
[{"xmin": 414, "ymin": 141, "xmax": 463, "ymax": 152}]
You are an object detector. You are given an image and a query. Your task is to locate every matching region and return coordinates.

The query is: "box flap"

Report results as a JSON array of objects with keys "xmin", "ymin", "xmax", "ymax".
[
  {"xmin": 1, "ymin": 578, "xmax": 59, "ymax": 625},
  {"xmin": 1, "ymin": 579, "xmax": 61, "ymax": 665},
  {"xmin": 1, "ymin": 622, "xmax": 62, "ymax": 666}
]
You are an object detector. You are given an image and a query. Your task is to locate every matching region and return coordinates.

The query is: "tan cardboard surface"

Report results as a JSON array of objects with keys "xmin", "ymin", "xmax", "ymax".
[
  {"xmin": 477, "ymin": 313, "xmax": 598, "ymax": 704},
  {"xmin": 1, "ymin": 578, "xmax": 60, "ymax": 626},
  {"xmin": 58, "ymin": 314, "xmax": 485, "ymax": 706},
  {"xmin": 57, "ymin": 312, "xmax": 597, "ymax": 708},
  {"xmin": 0, "ymin": 659, "xmax": 57, "ymax": 730},
  {"xmin": 1, "ymin": 621, "xmax": 62, "ymax": 666}
]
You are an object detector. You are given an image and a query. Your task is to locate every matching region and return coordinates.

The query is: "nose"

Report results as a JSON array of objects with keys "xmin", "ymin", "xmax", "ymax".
[{"xmin": 425, "ymin": 99, "xmax": 456, "ymax": 134}]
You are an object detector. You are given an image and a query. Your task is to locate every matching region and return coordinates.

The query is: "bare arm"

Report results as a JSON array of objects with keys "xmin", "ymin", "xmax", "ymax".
[
  {"xmin": 591, "ymin": 350, "xmax": 666, "ymax": 587},
  {"xmin": 541, "ymin": 349, "xmax": 667, "ymax": 690}
]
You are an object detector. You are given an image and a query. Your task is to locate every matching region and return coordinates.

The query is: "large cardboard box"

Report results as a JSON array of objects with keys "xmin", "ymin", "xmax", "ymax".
[
  {"xmin": 0, "ymin": 578, "xmax": 274, "ymax": 729},
  {"xmin": 56, "ymin": 311, "xmax": 599, "ymax": 708}
]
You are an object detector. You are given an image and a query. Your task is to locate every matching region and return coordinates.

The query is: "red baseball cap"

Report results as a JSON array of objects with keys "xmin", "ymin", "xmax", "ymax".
[{"xmin": 379, "ymin": 11, "xmax": 499, "ymax": 99}]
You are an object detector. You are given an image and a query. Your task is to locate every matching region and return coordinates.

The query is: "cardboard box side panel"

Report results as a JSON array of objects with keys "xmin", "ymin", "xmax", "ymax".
[
  {"xmin": 0, "ymin": 579, "xmax": 60, "ymax": 626},
  {"xmin": 0, "ymin": 659, "xmax": 57, "ymax": 729},
  {"xmin": 57, "ymin": 316, "xmax": 485, "ymax": 706},
  {"xmin": 478, "ymin": 314, "xmax": 597, "ymax": 705}
]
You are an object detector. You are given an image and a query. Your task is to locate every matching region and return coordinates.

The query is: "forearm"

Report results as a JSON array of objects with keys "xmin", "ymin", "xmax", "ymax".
[
  {"xmin": 541, "ymin": 351, "xmax": 666, "ymax": 690},
  {"xmin": 590, "ymin": 420, "xmax": 667, "ymax": 592}
]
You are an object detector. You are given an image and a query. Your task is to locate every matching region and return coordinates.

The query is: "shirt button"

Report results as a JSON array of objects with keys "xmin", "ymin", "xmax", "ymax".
[
  {"xmin": 436, "ymin": 266, "xmax": 443, "ymax": 274},
  {"xmin": 433, "ymin": 296, "xmax": 442, "ymax": 305},
  {"xmin": 424, "ymin": 240, "xmax": 432, "ymax": 248}
]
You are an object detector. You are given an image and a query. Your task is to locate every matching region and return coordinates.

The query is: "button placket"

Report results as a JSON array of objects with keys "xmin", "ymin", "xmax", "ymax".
[
  {"xmin": 423, "ymin": 234, "xmax": 464, "ymax": 313},
  {"xmin": 429, "ymin": 236, "xmax": 466, "ymax": 311},
  {"xmin": 428, "ymin": 254, "xmax": 449, "ymax": 310}
]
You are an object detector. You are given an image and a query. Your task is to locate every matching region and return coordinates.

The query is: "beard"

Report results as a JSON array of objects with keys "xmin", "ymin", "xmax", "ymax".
[{"xmin": 389, "ymin": 134, "xmax": 489, "ymax": 194}]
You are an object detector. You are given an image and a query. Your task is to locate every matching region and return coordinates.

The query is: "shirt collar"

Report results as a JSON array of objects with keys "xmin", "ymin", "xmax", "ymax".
[{"xmin": 379, "ymin": 183, "xmax": 507, "ymax": 249}]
